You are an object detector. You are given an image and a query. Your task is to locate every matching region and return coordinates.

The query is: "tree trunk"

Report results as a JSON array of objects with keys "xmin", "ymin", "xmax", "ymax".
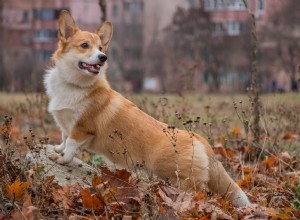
[
  {"xmin": 99, "ymin": 0, "xmax": 107, "ymax": 22},
  {"xmin": 0, "ymin": 0, "xmax": 4, "ymax": 90}
]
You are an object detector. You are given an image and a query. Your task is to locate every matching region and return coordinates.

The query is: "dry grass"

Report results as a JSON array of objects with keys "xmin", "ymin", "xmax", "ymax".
[
  {"xmin": 1, "ymin": 91, "xmax": 299, "ymax": 153},
  {"xmin": 1, "ymin": 91, "xmax": 299, "ymax": 112},
  {"xmin": 0, "ymin": 92, "xmax": 38, "ymax": 108}
]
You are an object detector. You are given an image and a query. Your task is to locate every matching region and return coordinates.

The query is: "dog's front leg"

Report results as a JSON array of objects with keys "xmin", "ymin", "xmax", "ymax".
[
  {"xmin": 54, "ymin": 131, "xmax": 67, "ymax": 153},
  {"xmin": 50, "ymin": 131, "xmax": 94, "ymax": 164},
  {"xmin": 56, "ymin": 138, "xmax": 80, "ymax": 164}
]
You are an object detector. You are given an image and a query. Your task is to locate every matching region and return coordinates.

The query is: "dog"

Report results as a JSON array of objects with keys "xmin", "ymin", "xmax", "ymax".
[{"xmin": 44, "ymin": 10, "xmax": 250, "ymax": 207}]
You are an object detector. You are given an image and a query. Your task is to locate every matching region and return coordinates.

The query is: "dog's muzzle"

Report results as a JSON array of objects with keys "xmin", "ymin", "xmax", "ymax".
[{"xmin": 78, "ymin": 61, "xmax": 103, "ymax": 74}]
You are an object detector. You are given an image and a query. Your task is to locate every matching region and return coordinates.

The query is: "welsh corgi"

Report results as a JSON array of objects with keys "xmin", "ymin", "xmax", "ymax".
[{"xmin": 44, "ymin": 10, "xmax": 250, "ymax": 207}]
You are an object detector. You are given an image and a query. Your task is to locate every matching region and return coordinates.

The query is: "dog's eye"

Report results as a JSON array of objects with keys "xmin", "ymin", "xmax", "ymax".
[
  {"xmin": 99, "ymin": 47, "xmax": 102, "ymax": 51},
  {"xmin": 80, "ymin": 43, "xmax": 89, "ymax": 49}
]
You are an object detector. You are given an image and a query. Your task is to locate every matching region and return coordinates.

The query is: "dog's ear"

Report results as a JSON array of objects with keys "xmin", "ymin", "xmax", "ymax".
[
  {"xmin": 58, "ymin": 10, "xmax": 78, "ymax": 41},
  {"xmin": 95, "ymin": 21, "xmax": 113, "ymax": 47}
]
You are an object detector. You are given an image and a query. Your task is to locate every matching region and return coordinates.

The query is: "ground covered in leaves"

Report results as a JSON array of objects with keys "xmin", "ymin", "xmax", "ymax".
[{"xmin": 0, "ymin": 93, "xmax": 300, "ymax": 219}]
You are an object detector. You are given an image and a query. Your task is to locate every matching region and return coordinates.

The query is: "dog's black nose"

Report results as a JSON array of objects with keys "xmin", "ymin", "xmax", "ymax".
[{"xmin": 98, "ymin": 54, "xmax": 107, "ymax": 62}]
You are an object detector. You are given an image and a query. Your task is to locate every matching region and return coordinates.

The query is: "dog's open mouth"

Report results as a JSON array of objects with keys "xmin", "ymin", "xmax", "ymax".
[{"xmin": 78, "ymin": 62, "xmax": 102, "ymax": 74}]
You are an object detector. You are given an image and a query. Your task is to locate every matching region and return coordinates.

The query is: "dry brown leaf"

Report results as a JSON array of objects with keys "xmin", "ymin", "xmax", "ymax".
[
  {"xmin": 262, "ymin": 155, "xmax": 277, "ymax": 171},
  {"xmin": 157, "ymin": 187, "xmax": 174, "ymax": 207},
  {"xmin": 92, "ymin": 175, "xmax": 103, "ymax": 187},
  {"xmin": 214, "ymin": 146, "xmax": 236, "ymax": 159},
  {"xmin": 283, "ymin": 131, "xmax": 295, "ymax": 140},
  {"xmin": 52, "ymin": 185, "xmax": 74, "ymax": 209},
  {"xmin": 238, "ymin": 204, "xmax": 281, "ymax": 219},
  {"xmin": 193, "ymin": 191, "xmax": 206, "ymax": 201},
  {"xmin": 244, "ymin": 145, "xmax": 252, "ymax": 153},
  {"xmin": 230, "ymin": 126, "xmax": 241, "ymax": 137},
  {"xmin": 44, "ymin": 175, "xmax": 55, "ymax": 185},
  {"xmin": 6, "ymin": 179, "xmax": 30, "ymax": 202},
  {"xmin": 100, "ymin": 167, "xmax": 132, "ymax": 188},
  {"xmin": 237, "ymin": 173, "xmax": 252, "ymax": 190},
  {"xmin": 79, "ymin": 188, "xmax": 104, "ymax": 211},
  {"xmin": 11, "ymin": 194, "xmax": 42, "ymax": 220},
  {"xmin": 243, "ymin": 166, "xmax": 253, "ymax": 174},
  {"xmin": 115, "ymin": 169, "xmax": 132, "ymax": 182}
]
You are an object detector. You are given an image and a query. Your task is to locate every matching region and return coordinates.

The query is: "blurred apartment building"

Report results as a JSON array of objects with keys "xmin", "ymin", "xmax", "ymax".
[
  {"xmin": 200, "ymin": 0, "xmax": 296, "ymax": 93},
  {"xmin": 199, "ymin": 0, "xmax": 266, "ymax": 92},
  {"xmin": 2, "ymin": 0, "xmax": 102, "ymax": 62},
  {"xmin": 1, "ymin": 0, "xmax": 193, "ymax": 92},
  {"xmin": 1, "ymin": 0, "xmax": 292, "ymax": 92},
  {"xmin": 106, "ymin": 0, "xmax": 193, "ymax": 92},
  {"xmin": 106, "ymin": 0, "xmax": 144, "ymax": 92},
  {"xmin": 1, "ymin": 0, "xmax": 100, "ymax": 91},
  {"xmin": 202, "ymin": 0, "xmax": 265, "ymax": 36},
  {"xmin": 106, "ymin": 0, "xmax": 267, "ymax": 93}
]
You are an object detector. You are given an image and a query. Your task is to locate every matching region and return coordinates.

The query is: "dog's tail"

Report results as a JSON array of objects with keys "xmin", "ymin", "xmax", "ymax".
[{"xmin": 207, "ymin": 159, "xmax": 250, "ymax": 207}]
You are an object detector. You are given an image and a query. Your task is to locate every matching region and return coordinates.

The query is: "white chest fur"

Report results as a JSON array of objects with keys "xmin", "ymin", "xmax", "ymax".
[{"xmin": 44, "ymin": 68, "xmax": 90, "ymax": 135}]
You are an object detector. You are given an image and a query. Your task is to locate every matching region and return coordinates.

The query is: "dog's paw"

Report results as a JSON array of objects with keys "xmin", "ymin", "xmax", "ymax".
[
  {"xmin": 48, "ymin": 153, "xmax": 73, "ymax": 165},
  {"xmin": 56, "ymin": 156, "xmax": 73, "ymax": 165},
  {"xmin": 48, "ymin": 153, "xmax": 60, "ymax": 161},
  {"xmin": 54, "ymin": 143, "xmax": 65, "ymax": 153}
]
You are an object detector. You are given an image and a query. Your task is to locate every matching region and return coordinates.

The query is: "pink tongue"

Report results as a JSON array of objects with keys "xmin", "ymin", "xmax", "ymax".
[{"xmin": 87, "ymin": 64, "xmax": 99, "ymax": 72}]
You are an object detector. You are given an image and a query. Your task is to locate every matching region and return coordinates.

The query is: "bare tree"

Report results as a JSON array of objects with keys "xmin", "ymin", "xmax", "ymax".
[
  {"xmin": 0, "ymin": 0, "xmax": 4, "ymax": 90},
  {"xmin": 165, "ymin": 5, "xmax": 251, "ymax": 92},
  {"xmin": 98, "ymin": 0, "xmax": 107, "ymax": 22},
  {"xmin": 259, "ymin": 0, "xmax": 300, "ymax": 91}
]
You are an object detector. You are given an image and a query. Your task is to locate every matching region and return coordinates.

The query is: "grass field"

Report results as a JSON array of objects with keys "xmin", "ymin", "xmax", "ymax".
[
  {"xmin": 1, "ymin": 91, "xmax": 300, "ymax": 219},
  {"xmin": 1, "ymin": 91, "xmax": 299, "ymax": 146}
]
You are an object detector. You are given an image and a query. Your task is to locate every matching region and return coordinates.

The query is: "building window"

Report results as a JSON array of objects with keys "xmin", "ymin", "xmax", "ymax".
[
  {"xmin": 257, "ymin": 0, "xmax": 264, "ymax": 11},
  {"xmin": 214, "ymin": 22, "xmax": 223, "ymax": 34},
  {"xmin": 35, "ymin": 50, "xmax": 53, "ymax": 61},
  {"xmin": 34, "ymin": 8, "xmax": 54, "ymax": 20},
  {"xmin": 22, "ymin": 31, "xmax": 31, "ymax": 45},
  {"xmin": 227, "ymin": 0, "xmax": 246, "ymax": 11},
  {"xmin": 34, "ymin": 29, "xmax": 57, "ymax": 42},
  {"xmin": 203, "ymin": 0, "xmax": 210, "ymax": 9},
  {"xmin": 204, "ymin": 0, "xmax": 246, "ymax": 11},
  {"xmin": 226, "ymin": 21, "xmax": 241, "ymax": 36},
  {"xmin": 22, "ymin": 10, "xmax": 29, "ymax": 22},
  {"xmin": 214, "ymin": 0, "xmax": 224, "ymax": 10},
  {"xmin": 124, "ymin": 1, "xmax": 143, "ymax": 13}
]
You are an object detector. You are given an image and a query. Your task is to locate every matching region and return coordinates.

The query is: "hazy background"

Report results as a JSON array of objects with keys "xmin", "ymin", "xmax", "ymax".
[{"xmin": 0, "ymin": 0, "xmax": 299, "ymax": 94}]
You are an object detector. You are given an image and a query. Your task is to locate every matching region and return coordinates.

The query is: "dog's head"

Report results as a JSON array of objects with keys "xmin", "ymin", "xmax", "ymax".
[{"xmin": 52, "ymin": 10, "xmax": 113, "ymax": 80}]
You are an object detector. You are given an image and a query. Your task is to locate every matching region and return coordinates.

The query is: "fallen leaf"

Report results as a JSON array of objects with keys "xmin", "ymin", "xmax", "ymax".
[
  {"xmin": 214, "ymin": 146, "xmax": 235, "ymax": 159},
  {"xmin": 193, "ymin": 192, "xmax": 206, "ymax": 201},
  {"xmin": 115, "ymin": 169, "xmax": 132, "ymax": 182},
  {"xmin": 11, "ymin": 194, "xmax": 42, "ymax": 220},
  {"xmin": 283, "ymin": 131, "xmax": 294, "ymax": 140},
  {"xmin": 79, "ymin": 188, "xmax": 104, "ymax": 211},
  {"xmin": 92, "ymin": 175, "xmax": 103, "ymax": 187},
  {"xmin": 6, "ymin": 179, "xmax": 30, "ymax": 201},
  {"xmin": 244, "ymin": 145, "xmax": 252, "ymax": 153},
  {"xmin": 237, "ymin": 173, "xmax": 252, "ymax": 190},
  {"xmin": 230, "ymin": 126, "xmax": 241, "ymax": 137},
  {"xmin": 52, "ymin": 185, "xmax": 74, "ymax": 209},
  {"xmin": 262, "ymin": 155, "xmax": 277, "ymax": 171},
  {"xmin": 100, "ymin": 167, "xmax": 132, "ymax": 188}
]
